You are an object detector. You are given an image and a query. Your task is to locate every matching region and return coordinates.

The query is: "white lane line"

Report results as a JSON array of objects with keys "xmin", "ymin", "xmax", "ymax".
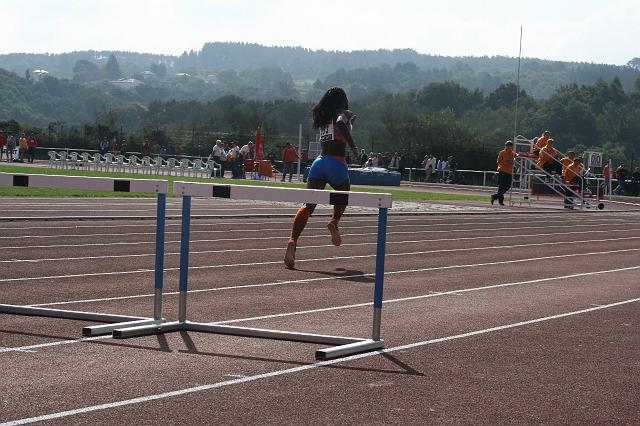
[
  {"xmin": 2, "ymin": 214, "xmax": 618, "ymax": 231},
  {"xmin": 30, "ymin": 249, "xmax": 640, "ymax": 308},
  {"xmin": 3, "ymin": 229, "xmax": 640, "ymax": 264},
  {"xmin": 2, "ymin": 236, "xmax": 640, "ymax": 284},
  {"xmin": 2, "ymin": 297, "xmax": 638, "ymax": 426},
  {"xmin": 0, "ymin": 217, "xmax": 624, "ymax": 240},
  {"xmin": 0, "ymin": 221, "xmax": 630, "ymax": 250},
  {"xmin": 212, "ymin": 265, "xmax": 640, "ymax": 324},
  {"xmin": 0, "ymin": 336, "xmax": 109, "ymax": 354},
  {"xmin": 3, "ymin": 239, "xmax": 640, "ymax": 284}
]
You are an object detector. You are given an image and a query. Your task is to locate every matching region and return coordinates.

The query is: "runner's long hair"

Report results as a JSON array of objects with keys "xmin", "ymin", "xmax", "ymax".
[{"xmin": 311, "ymin": 87, "xmax": 349, "ymax": 129}]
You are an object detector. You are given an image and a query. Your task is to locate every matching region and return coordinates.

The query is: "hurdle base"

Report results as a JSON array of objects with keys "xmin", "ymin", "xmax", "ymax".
[
  {"xmin": 113, "ymin": 320, "xmax": 377, "ymax": 359},
  {"xmin": 82, "ymin": 319, "xmax": 166, "ymax": 336},
  {"xmin": 0, "ymin": 304, "xmax": 149, "ymax": 324},
  {"xmin": 315, "ymin": 339, "xmax": 384, "ymax": 361}
]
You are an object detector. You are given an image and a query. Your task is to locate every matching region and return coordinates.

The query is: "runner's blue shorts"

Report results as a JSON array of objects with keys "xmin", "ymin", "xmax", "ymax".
[{"xmin": 307, "ymin": 155, "xmax": 349, "ymax": 187}]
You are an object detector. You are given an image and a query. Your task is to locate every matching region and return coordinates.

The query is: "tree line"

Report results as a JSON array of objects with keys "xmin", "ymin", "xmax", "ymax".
[{"xmin": 2, "ymin": 68, "xmax": 639, "ymax": 171}]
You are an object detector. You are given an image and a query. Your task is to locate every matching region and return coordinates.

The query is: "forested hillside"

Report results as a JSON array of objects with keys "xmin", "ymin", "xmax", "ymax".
[{"xmin": 1, "ymin": 43, "xmax": 638, "ymax": 99}]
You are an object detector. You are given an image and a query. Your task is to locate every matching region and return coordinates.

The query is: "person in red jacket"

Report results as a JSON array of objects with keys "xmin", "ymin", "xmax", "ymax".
[
  {"xmin": 26, "ymin": 134, "xmax": 38, "ymax": 163},
  {"xmin": 281, "ymin": 142, "xmax": 299, "ymax": 182}
]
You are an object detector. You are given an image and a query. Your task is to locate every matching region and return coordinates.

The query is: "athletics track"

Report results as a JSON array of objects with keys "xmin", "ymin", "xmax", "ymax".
[{"xmin": 0, "ymin": 197, "xmax": 638, "ymax": 424}]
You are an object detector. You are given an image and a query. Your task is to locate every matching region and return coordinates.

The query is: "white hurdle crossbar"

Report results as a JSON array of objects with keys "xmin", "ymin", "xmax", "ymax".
[
  {"xmin": 0, "ymin": 172, "xmax": 169, "ymax": 335},
  {"xmin": 113, "ymin": 181, "xmax": 392, "ymax": 360}
]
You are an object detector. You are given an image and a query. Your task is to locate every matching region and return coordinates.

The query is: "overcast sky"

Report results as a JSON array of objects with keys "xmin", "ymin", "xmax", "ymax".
[{"xmin": 2, "ymin": 0, "xmax": 638, "ymax": 65}]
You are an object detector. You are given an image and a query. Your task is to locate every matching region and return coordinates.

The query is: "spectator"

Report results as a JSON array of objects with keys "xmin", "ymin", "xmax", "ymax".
[
  {"xmin": 437, "ymin": 157, "xmax": 447, "ymax": 182},
  {"xmin": 240, "ymin": 141, "xmax": 254, "ymax": 160},
  {"xmin": 120, "ymin": 140, "xmax": 128, "ymax": 155},
  {"xmin": 358, "ymin": 149, "xmax": 368, "ymax": 166},
  {"xmin": 491, "ymin": 140, "xmax": 516, "ymax": 206},
  {"xmin": 141, "ymin": 139, "xmax": 151, "ymax": 157},
  {"xmin": 602, "ymin": 160, "xmax": 611, "ymax": 195},
  {"xmin": 559, "ymin": 151, "xmax": 576, "ymax": 180},
  {"xmin": 423, "ymin": 155, "xmax": 436, "ymax": 182},
  {"xmin": 300, "ymin": 149, "xmax": 310, "ymax": 169},
  {"xmin": 388, "ymin": 152, "xmax": 401, "ymax": 170},
  {"xmin": 446, "ymin": 155, "xmax": 458, "ymax": 183},
  {"xmin": 18, "ymin": 133, "xmax": 28, "ymax": 161},
  {"xmin": 26, "ymin": 133, "xmax": 37, "ymax": 163},
  {"xmin": 99, "ymin": 137, "xmax": 109, "ymax": 155},
  {"xmin": 6, "ymin": 133, "xmax": 16, "ymax": 162},
  {"xmin": 174, "ymin": 144, "xmax": 181, "ymax": 159},
  {"xmin": 563, "ymin": 157, "xmax": 584, "ymax": 209},
  {"xmin": 536, "ymin": 139, "xmax": 557, "ymax": 174},
  {"xmin": 228, "ymin": 142, "xmax": 241, "ymax": 178},
  {"xmin": 533, "ymin": 130, "xmax": 551, "ymax": 157},
  {"xmin": 281, "ymin": 142, "xmax": 299, "ymax": 182},
  {"xmin": 0, "ymin": 131, "xmax": 6, "ymax": 161},
  {"xmin": 614, "ymin": 163, "xmax": 629, "ymax": 195},
  {"xmin": 210, "ymin": 140, "xmax": 226, "ymax": 178},
  {"xmin": 630, "ymin": 167, "xmax": 640, "ymax": 196}
]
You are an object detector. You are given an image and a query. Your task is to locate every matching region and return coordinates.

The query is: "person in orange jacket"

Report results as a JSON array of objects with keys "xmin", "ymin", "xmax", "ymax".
[
  {"xmin": 533, "ymin": 130, "xmax": 551, "ymax": 157},
  {"xmin": 563, "ymin": 157, "xmax": 584, "ymax": 208},
  {"xmin": 491, "ymin": 140, "xmax": 516, "ymax": 206},
  {"xmin": 536, "ymin": 139, "xmax": 557, "ymax": 174},
  {"xmin": 559, "ymin": 151, "xmax": 576, "ymax": 179}
]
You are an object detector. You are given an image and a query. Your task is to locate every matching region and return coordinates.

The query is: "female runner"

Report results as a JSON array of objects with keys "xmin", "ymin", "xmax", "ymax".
[{"xmin": 284, "ymin": 87, "xmax": 358, "ymax": 268}]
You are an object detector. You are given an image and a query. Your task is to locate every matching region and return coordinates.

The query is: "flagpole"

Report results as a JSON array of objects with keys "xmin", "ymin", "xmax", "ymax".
[
  {"xmin": 509, "ymin": 26, "xmax": 523, "ymax": 207},
  {"xmin": 513, "ymin": 26, "xmax": 523, "ymax": 142},
  {"xmin": 297, "ymin": 124, "xmax": 302, "ymax": 181}
]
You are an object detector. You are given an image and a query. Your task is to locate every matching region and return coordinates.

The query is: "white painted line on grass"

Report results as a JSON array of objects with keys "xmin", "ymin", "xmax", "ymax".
[{"xmin": 2, "ymin": 297, "xmax": 638, "ymax": 426}]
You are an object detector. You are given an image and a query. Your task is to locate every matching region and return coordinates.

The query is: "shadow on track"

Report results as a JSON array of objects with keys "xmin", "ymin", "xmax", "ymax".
[{"xmin": 292, "ymin": 267, "xmax": 375, "ymax": 284}]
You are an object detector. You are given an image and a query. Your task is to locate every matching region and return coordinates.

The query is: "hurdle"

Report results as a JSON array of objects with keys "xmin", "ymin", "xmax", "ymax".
[
  {"xmin": 0, "ymin": 172, "xmax": 169, "ymax": 335},
  {"xmin": 113, "ymin": 181, "xmax": 392, "ymax": 360}
]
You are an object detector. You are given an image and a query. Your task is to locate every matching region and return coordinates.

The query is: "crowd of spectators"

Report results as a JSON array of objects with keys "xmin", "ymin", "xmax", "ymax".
[{"xmin": 0, "ymin": 130, "xmax": 38, "ymax": 163}]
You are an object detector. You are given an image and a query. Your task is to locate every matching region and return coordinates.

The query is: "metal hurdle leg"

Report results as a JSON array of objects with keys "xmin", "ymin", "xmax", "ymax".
[
  {"xmin": 82, "ymin": 193, "xmax": 168, "ymax": 336},
  {"xmin": 113, "ymin": 194, "xmax": 192, "ymax": 338},
  {"xmin": 315, "ymin": 207, "xmax": 388, "ymax": 360}
]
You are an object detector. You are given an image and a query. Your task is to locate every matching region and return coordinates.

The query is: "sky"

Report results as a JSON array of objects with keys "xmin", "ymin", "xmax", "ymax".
[{"xmin": 1, "ymin": 0, "xmax": 638, "ymax": 65}]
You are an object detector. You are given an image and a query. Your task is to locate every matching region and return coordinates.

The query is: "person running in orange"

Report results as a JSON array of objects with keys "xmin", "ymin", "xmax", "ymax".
[
  {"xmin": 533, "ymin": 130, "xmax": 551, "ymax": 157},
  {"xmin": 536, "ymin": 139, "xmax": 557, "ymax": 174},
  {"xmin": 491, "ymin": 140, "xmax": 515, "ymax": 206},
  {"xmin": 284, "ymin": 87, "xmax": 358, "ymax": 269}
]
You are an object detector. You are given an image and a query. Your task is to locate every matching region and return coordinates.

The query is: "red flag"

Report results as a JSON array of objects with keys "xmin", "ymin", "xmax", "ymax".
[{"xmin": 255, "ymin": 127, "xmax": 264, "ymax": 161}]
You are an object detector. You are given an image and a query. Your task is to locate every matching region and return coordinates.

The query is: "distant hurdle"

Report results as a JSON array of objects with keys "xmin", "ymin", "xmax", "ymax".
[
  {"xmin": 0, "ymin": 172, "xmax": 168, "ymax": 335},
  {"xmin": 113, "ymin": 181, "xmax": 393, "ymax": 360}
]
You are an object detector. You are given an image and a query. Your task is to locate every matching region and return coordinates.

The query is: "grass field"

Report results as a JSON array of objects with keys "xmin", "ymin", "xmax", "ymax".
[{"xmin": 0, "ymin": 163, "xmax": 489, "ymax": 202}]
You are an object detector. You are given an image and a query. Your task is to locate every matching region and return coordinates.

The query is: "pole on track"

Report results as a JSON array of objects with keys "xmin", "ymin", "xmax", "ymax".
[
  {"xmin": 372, "ymin": 207, "xmax": 388, "ymax": 341},
  {"xmin": 178, "ymin": 195, "xmax": 191, "ymax": 323},
  {"xmin": 153, "ymin": 192, "xmax": 166, "ymax": 321}
]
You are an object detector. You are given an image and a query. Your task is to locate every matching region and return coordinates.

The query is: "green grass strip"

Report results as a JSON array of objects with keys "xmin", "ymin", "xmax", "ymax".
[{"xmin": 0, "ymin": 163, "xmax": 490, "ymax": 202}]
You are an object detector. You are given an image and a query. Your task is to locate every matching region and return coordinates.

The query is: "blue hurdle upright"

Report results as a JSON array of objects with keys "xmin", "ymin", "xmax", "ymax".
[
  {"xmin": 113, "ymin": 181, "xmax": 392, "ymax": 360},
  {"xmin": 0, "ymin": 172, "xmax": 169, "ymax": 335}
]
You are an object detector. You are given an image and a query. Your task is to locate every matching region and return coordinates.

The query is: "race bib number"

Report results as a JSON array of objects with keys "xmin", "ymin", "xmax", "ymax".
[{"xmin": 318, "ymin": 122, "xmax": 334, "ymax": 143}]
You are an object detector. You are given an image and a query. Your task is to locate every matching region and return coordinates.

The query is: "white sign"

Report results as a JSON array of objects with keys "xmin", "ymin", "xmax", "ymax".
[{"xmin": 584, "ymin": 151, "xmax": 602, "ymax": 168}]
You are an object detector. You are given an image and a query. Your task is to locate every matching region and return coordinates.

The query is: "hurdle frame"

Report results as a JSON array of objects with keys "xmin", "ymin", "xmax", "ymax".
[
  {"xmin": 113, "ymin": 181, "xmax": 392, "ymax": 360},
  {"xmin": 0, "ymin": 172, "xmax": 168, "ymax": 335}
]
